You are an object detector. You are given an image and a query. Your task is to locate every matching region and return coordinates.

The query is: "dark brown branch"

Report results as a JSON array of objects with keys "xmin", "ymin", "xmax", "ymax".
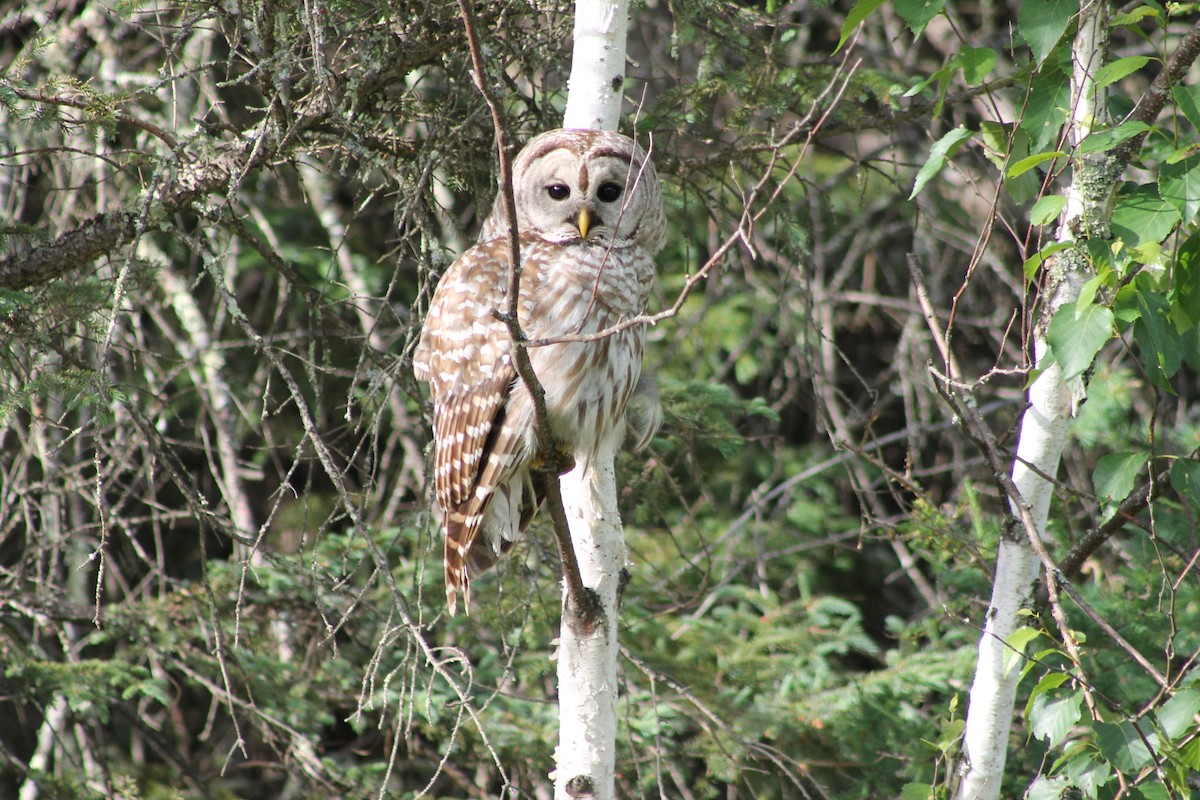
[
  {"xmin": 0, "ymin": 151, "xmax": 239, "ymax": 290},
  {"xmin": 455, "ymin": 0, "xmax": 593, "ymax": 624},
  {"xmin": 1112, "ymin": 17, "xmax": 1200, "ymax": 168},
  {"xmin": 8, "ymin": 85, "xmax": 180, "ymax": 148}
]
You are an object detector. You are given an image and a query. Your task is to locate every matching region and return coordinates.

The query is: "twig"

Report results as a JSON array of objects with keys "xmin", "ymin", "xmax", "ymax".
[
  {"xmin": 521, "ymin": 58, "xmax": 862, "ymax": 351},
  {"xmin": 8, "ymin": 84, "xmax": 180, "ymax": 148},
  {"xmin": 1054, "ymin": 575, "xmax": 1170, "ymax": 689},
  {"xmin": 455, "ymin": 0, "xmax": 591, "ymax": 620}
]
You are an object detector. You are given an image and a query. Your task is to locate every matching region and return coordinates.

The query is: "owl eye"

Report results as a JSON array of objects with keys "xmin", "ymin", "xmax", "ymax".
[
  {"xmin": 597, "ymin": 182, "xmax": 623, "ymax": 203},
  {"xmin": 546, "ymin": 183, "xmax": 571, "ymax": 200}
]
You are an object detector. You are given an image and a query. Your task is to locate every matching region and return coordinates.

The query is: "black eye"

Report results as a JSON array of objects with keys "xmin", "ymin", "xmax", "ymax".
[
  {"xmin": 597, "ymin": 182, "xmax": 622, "ymax": 202},
  {"xmin": 547, "ymin": 183, "xmax": 570, "ymax": 200}
]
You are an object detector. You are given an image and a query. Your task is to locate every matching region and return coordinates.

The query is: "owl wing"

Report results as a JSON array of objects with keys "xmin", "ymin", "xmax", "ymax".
[{"xmin": 416, "ymin": 239, "xmax": 541, "ymax": 613}]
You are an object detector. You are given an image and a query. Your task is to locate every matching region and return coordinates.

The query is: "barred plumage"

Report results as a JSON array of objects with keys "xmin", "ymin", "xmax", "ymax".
[{"xmin": 412, "ymin": 129, "xmax": 665, "ymax": 614}]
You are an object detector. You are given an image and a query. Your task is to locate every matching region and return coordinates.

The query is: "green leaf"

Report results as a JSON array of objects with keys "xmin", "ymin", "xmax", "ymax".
[
  {"xmin": 836, "ymin": 0, "xmax": 887, "ymax": 54},
  {"xmin": 1065, "ymin": 753, "xmax": 1112, "ymax": 800},
  {"xmin": 1029, "ymin": 690, "xmax": 1083, "ymax": 748},
  {"xmin": 1031, "ymin": 195, "xmax": 1067, "ymax": 225},
  {"xmin": 1028, "ymin": 671, "xmax": 1071, "ymax": 705},
  {"xmin": 1111, "ymin": 184, "xmax": 1182, "ymax": 248},
  {"xmin": 900, "ymin": 783, "xmax": 934, "ymax": 800},
  {"xmin": 1110, "ymin": 5, "xmax": 1161, "ymax": 26},
  {"xmin": 980, "ymin": 122, "xmax": 1040, "ymax": 202},
  {"xmin": 959, "ymin": 46, "xmax": 997, "ymax": 85},
  {"xmin": 1006, "ymin": 150, "xmax": 1066, "ymax": 178},
  {"xmin": 1026, "ymin": 774, "xmax": 1070, "ymax": 800},
  {"xmin": 1024, "ymin": 68, "xmax": 1071, "ymax": 152},
  {"xmin": 1134, "ymin": 285, "xmax": 1182, "ymax": 388},
  {"xmin": 1079, "ymin": 121, "xmax": 1153, "ymax": 154},
  {"xmin": 1005, "ymin": 626, "xmax": 1043, "ymax": 676},
  {"xmin": 1173, "ymin": 232, "xmax": 1200, "ymax": 327},
  {"xmin": 1180, "ymin": 737, "xmax": 1200, "ymax": 771},
  {"xmin": 1046, "ymin": 302, "xmax": 1114, "ymax": 381},
  {"xmin": 894, "ymin": 0, "xmax": 946, "ymax": 37},
  {"xmin": 1157, "ymin": 689, "xmax": 1200, "ymax": 740},
  {"xmin": 1023, "ymin": 241, "xmax": 1074, "ymax": 284},
  {"xmin": 1159, "ymin": 154, "xmax": 1200, "ymax": 224},
  {"xmin": 1093, "ymin": 56, "xmax": 1152, "ymax": 88},
  {"xmin": 910, "ymin": 126, "xmax": 975, "ymax": 199},
  {"xmin": 1020, "ymin": 0, "xmax": 1079, "ymax": 65},
  {"xmin": 1097, "ymin": 721, "xmax": 1154, "ymax": 774},
  {"xmin": 1170, "ymin": 459, "xmax": 1200, "ymax": 512},
  {"xmin": 1092, "ymin": 451, "xmax": 1149, "ymax": 504},
  {"xmin": 1174, "ymin": 83, "xmax": 1200, "ymax": 131}
]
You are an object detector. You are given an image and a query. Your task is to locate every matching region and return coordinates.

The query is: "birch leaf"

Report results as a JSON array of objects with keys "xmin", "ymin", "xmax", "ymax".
[
  {"xmin": 1029, "ymin": 690, "xmax": 1083, "ymax": 748},
  {"xmin": 894, "ymin": 0, "xmax": 946, "ymax": 38},
  {"xmin": 1175, "ymin": 83, "xmax": 1200, "ymax": 131},
  {"xmin": 1159, "ymin": 153, "xmax": 1200, "ymax": 223},
  {"xmin": 1023, "ymin": 69, "xmax": 1070, "ymax": 152},
  {"xmin": 1111, "ymin": 185, "xmax": 1181, "ymax": 249},
  {"xmin": 1134, "ymin": 288, "xmax": 1181, "ymax": 387},
  {"xmin": 1157, "ymin": 689, "xmax": 1200, "ymax": 740},
  {"xmin": 1169, "ymin": 458, "xmax": 1200, "ymax": 512},
  {"xmin": 1173, "ymin": 231, "xmax": 1200, "ymax": 327},
  {"xmin": 1092, "ymin": 451, "xmax": 1149, "ymax": 504},
  {"xmin": 900, "ymin": 783, "xmax": 934, "ymax": 800},
  {"xmin": 836, "ymin": 0, "xmax": 887, "ymax": 54},
  {"xmin": 1096, "ymin": 721, "xmax": 1154, "ymax": 774},
  {"xmin": 959, "ymin": 46, "xmax": 996, "ymax": 85},
  {"xmin": 909, "ymin": 126, "xmax": 974, "ymax": 199},
  {"xmin": 1078, "ymin": 121, "xmax": 1153, "ymax": 155},
  {"xmin": 1046, "ymin": 302, "xmax": 1114, "ymax": 382},
  {"xmin": 1026, "ymin": 774, "xmax": 1070, "ymax": 800},
  {"xmin": 1019, "ymin": 0, "xmax": 1078, "ymax": 65},
  {"xmin": 1093, "ymin": 55, "xmax": 1151, "ymax": 88},
  {"xmin": 1030, "ymin": 194, "xmax": 1066, "ymax": 225},
  {"xmin": 1006, "ymin": 150, "xmax": 1065, "ymax": 178},
  {"xmin": 1004, "ymin": 626, "xmax": 1042, "ymax": 676}
]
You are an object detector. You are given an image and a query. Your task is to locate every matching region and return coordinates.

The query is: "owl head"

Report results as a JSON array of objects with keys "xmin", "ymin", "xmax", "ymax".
[{"xmin": 479, "ymin": 129, "xmax": 666, "ymax": 255}]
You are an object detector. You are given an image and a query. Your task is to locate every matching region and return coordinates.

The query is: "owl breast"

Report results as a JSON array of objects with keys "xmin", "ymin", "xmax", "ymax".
[{"xmin": 516, "ymin": 236, "xmax": 654, "ymax": 458}]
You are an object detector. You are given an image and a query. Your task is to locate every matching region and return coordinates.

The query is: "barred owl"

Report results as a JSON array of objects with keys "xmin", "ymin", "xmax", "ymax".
[{"xmin": 412, "ymin": 129, "xmax": 666, "ymax": 614}]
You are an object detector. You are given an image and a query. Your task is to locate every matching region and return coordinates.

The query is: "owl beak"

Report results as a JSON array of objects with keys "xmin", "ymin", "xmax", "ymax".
[{"xmin": 576, "ymin": 208, "xmax": 591, "ymax": 239}]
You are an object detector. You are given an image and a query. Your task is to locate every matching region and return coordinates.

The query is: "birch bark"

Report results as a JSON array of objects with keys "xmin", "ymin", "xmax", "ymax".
[
  {"xmin": 953, "ymin": 3, "xmax": 1110, "ymax": 798},
  {"xmin": 554, "ymin": 2, "xmax": 630, "ymax": 797}
]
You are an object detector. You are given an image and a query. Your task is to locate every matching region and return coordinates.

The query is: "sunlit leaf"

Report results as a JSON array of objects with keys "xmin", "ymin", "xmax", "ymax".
[
  {"xmin": 1079, "ymin": 121, "xmax": 1153, "ymax": 154},
  {"xmin": 1093, "ymin": 55, "xmax": 1152, "ymax": 88},
  {"xmin": 1047, "ymin": 302, "xmax": 1114, "ymax": 381},
  {"xmin": 1006, "ymin": 150, "xmax": 1066, "ymax": 178},
  {"xmin": 1093, "ymin": 451, "xmax": 1149, "ymax": 504},
  {"xmin": 1030, "ymin": 194, "xmax": 1067, "ymax": 225},
  {"xmin": 909, "ymin": 126, "xmax": 974, "ymax": 199},
  {"xmin": 1029, "ymin": 690, "xmax": 1083, "ymax": 748},
  {"xmin": 1111, "ymin": 184, "xmax": 1182, "ymax": 248}
]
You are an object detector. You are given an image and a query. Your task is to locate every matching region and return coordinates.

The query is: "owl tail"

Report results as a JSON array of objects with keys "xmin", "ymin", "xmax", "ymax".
[{"xmin": 442, "ymin": 470, "xmax": 545, "ymax": 616}]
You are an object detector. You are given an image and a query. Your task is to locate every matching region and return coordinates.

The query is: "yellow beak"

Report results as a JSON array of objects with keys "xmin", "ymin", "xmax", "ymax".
[{"xmin": 576, "ymin": 208, "xmax": 590, "ymax": 239}]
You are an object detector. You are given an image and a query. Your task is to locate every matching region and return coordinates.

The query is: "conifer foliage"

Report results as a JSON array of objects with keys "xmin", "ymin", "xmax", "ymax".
[{"xmin": 3, "ymin": 0, "xmax": 1200, "ymax": 798}]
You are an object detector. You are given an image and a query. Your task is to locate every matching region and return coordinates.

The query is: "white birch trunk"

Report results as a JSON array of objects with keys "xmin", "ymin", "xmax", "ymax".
[
  {"xmin": 554, "ymin": 437, "xmax": 625, "ymax": 799},
  {"xmin": 562, "ymin": 0, "xmax": 629, "ymax": 131},
  {"xmin": 954, "ymin": 3, "xmax": 1109, "ymax": 798},
  {"xmin": 555, "ymin": 2, "xmax": 629, "ymax": 797}
]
